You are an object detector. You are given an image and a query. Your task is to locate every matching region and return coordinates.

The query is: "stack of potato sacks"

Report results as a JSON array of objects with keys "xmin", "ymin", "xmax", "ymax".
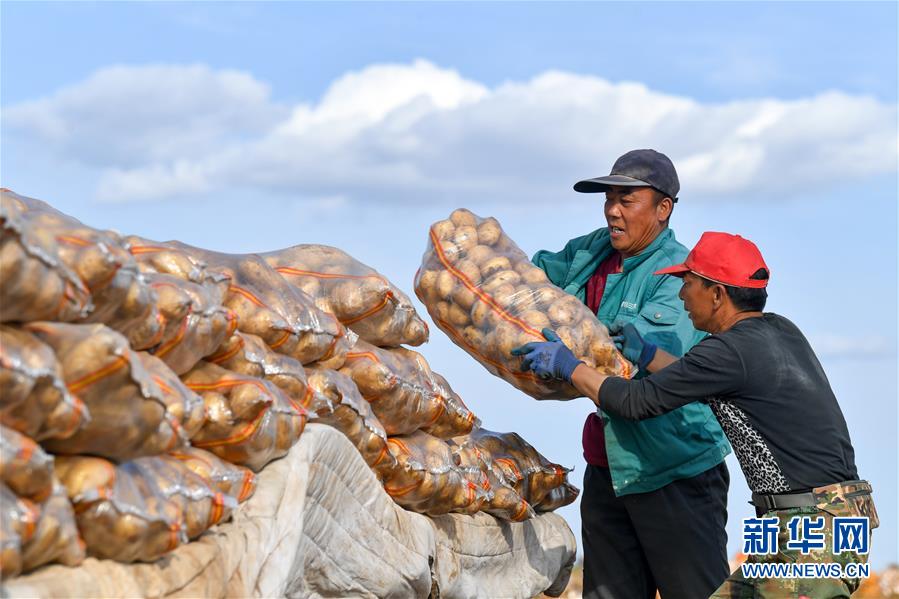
[{"xmin": 0, "ymin": 190, "xmax": 578, "ymax": 580}]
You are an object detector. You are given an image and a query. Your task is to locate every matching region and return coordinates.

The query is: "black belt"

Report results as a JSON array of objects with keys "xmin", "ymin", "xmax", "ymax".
[{"xmin": 751, "ymin": 491, "xmax": 816, "ymax": 511}]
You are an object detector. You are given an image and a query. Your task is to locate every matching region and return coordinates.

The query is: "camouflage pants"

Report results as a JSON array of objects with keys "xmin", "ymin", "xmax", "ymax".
[{"xmin": 710, "ymin": 481, "xmax": 879, "ymax": 599}]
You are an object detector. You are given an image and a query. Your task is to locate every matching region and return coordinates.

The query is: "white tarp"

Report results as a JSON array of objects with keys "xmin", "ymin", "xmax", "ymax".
[{"xmin": 3, "ymin": 424, "xmax": 576, "ymax": 598}]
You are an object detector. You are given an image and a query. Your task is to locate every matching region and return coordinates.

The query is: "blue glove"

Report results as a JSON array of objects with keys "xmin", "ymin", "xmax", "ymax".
[
  {"xmin": 609, "ymin": 321, "xmax": 658, "ymax": 371},
  {"xmin": 510, "ymin": 328, "xmax": 583, "ymax": 383}
]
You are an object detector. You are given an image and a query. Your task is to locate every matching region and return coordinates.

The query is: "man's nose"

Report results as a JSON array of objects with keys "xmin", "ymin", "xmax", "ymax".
[{"xmin": 605, "ymin": 201, "xmax": 621, "ymax": 219}]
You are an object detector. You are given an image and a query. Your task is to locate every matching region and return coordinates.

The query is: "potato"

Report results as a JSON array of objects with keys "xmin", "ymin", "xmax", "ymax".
[
  {"xmin": 446, "ymin": 302, "xmax": 471, "ymax": 328},
  {"xmin": 449, "ymin": 208, "xmax": 478, "ymax": 228},
  {"xmin": 470, "ymin": 299, "xmax": 498, "ymax": 330},
  {"xmin": 492, "ymin": 284, "xmax": 522, "ymax": 310},
  {"xmin": 431, "ymin": 218, "xmax": 456, "ymax": 240},
  {"xmin": 477, "ymin": 217, "xmax": 503, "ymax": 246},
  {"xmin": 480, "ymin": 255, "xmax": 512, "ymax": 278},
  {"xmin": 547, "ymin": 297, "xmax": 580, "ymax": 327},
  {"xmin": 467, "ymin": 244, "xmax": 495, "ymax": 266},
  {"xmin": 519, "ymin": 264, "xmax": 549, "ymax": 285},
  {"xmin": 436, "ymin": 270, "xmax": 456, "ymax": 299},
  {"xmin": 453, "ymin": 225, "xmax": 479, "ymax": 252},
  {"xmin": 452, "ymin": 284, "xmax": 478, "ymax": 311},
  {"xmin": 518, "ymin": 310, "xmax": 551, "ymax": 332},
  {"xmin": 482, "ymin": 269, "xmax": 521, "ymax": 293}
]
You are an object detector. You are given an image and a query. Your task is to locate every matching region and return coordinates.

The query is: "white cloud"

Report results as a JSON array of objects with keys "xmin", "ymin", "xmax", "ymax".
[
  {"xmin": 3, "ymin": 60, "xmax": 896, "ymax": 203},
  {"xmin": 3, "ymin": 64, "xmax": 284, "ymax": 168}
]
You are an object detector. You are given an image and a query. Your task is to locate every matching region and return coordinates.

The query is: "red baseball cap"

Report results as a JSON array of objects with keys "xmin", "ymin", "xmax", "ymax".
[{"xmin": 654, "ymin": 232, "xmax": 770, "ymax": 288}]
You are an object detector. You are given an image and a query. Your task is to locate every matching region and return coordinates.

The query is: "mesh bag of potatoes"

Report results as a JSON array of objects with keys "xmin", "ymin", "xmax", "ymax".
[
  {"xmin": 427, "ymin": 372, "xmax": 479, "ymax": 439},
  {"xmin": 0, "ymin": 325, "xmax": 88, "ymax": 441},
  {"xmin": 18, "ymin": 481, "xmax": 86, "ymax": 573},
  {"xmin": 304, "ymin": 366, "xmax": 396, "ymax": 480},
  {"xmin": 182, "ymin": 362, "xmax": 307, "ymax": 472},
  {"xmin": 54, "ymin": 455, "xmax": 237, "ymax": 563},
  {"xmin": 136, "ymin": 352, "xmax": 207, "ymax": 441},
  {"xmin": 381, "ymin": 431, "xmax": 487, "ymax": 516},
  {"xmin": 0, "ymin": 482, "xmax": 40, "ymax": 577},
  {"xmin": 126, "ymin": 237, "xmax": 239, "ymax": 374},
  {"xmin": 0, "ymin": 190, "xmax": 91, "ymax": 324},
  {"xmin": 0, "ymin": 426, "xmax": 55, "ymax": 504},
  {"xmin": 166, "ymin": 446, "xmax": 257, "ymax": 503},
  {"xmin": 134, "ymin": 271, "xmax": 237, "ymax": 375},
  {"xmin": 8, "ymin": 191, "xmax": 163, "ymax": 350},
  {"xmin": 125, "ymin": 235, "xmax": 230, "ymax": 290},
  {"xmin": 415, "ymin": 208, "xmax": 633, "ymax": 400},
  {"xmin": 448, "ymin": 436, "xmax": 535, "ymax": 522},
  {"xmin": 207, "ymin": 331, "xmax": 311, "ymax": 409},
  {"xmin": 533, "ymin": 482, "xmax": 580, "ymax": 513},
  {"xmin": 466, "ymin": 428, "xmax": 576, "ymax": 509},
  {"xmin": 339, "ymin": 340, "xmax": 478, "ymax": 438},
  {"xmin": 262, "ymin": 244, "xmax": 429, "ymax": 347},
  {"xmin": 25, "ymin": 322, "xmax": 189, "ymax": 460},
  {"xmin": 157, "ymin": 242, "xmax": 355, "ymax": 368}
]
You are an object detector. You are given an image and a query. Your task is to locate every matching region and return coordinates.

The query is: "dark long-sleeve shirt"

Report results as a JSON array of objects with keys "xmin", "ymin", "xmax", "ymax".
[{"xmin": 600, "ymin": 313, "xmax": 858, "ymax": 494}]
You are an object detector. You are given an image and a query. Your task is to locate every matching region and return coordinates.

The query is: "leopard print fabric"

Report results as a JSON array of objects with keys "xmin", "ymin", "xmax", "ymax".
[{"xmin": 708, "ymin": 398, "xmax": 790, "ymax": 494}]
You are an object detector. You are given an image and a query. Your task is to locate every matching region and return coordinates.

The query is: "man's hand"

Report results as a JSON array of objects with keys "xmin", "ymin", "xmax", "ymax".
[
  {"xmin": 511, "ymin": 328, "xmax": 583, "ymax": 383},
  {"xmin": 609, "ymin": 321, "xmax": 658, "ymax": 371}
]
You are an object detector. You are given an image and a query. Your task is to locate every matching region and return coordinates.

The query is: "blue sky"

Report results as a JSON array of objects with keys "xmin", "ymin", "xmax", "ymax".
[{"xmin": 3, "ymin": 1, "xmax": 897, "ymax": 569}]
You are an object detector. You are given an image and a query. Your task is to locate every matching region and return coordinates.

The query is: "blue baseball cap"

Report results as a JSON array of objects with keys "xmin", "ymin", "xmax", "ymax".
[{"xmin": 574, "ymin": 149, "xmax": 680, "ymax": 202}]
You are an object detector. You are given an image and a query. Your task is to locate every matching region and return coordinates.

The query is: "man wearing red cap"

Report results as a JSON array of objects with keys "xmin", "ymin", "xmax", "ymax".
[
  {"xmin": 529, "ymin": 149, "xmax": 731, "ymax": 599},
  {"xmin": 517, "ymin": 232, "xmax": 878, "ymax": 597}
]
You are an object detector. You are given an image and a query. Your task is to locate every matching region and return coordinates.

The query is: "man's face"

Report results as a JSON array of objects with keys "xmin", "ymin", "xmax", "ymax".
[
  {"xmin": 678, "ymin": 272, "xmax": 718, "ymax": 332},
  {"xmin": 604, "ymin": 186, "xmax": 671, "ymax": 258}
]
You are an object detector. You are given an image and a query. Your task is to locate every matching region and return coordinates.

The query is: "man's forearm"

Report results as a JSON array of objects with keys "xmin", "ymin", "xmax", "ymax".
[
  {"xmin": 645, "ymin": 347, "xmax": 677, "ymax": 372},
  {"xmin": 571, "ymin": 363, "xmax": 608, "ymax": 406}
]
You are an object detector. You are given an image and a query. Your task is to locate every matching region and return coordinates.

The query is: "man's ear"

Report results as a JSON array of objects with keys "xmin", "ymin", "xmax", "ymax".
[
  {"xmin": 656, "ymin": 196, "xmax": 673, "ymax": 222},
  {"xmin": 711, "ymin": 284, "xmax": 726, "ymax": 309}
]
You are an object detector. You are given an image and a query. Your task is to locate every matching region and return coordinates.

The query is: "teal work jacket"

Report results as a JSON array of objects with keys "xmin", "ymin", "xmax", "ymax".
[{"xmin": 533, "ymin": 227, "xmax": 731, "ymax": 496}]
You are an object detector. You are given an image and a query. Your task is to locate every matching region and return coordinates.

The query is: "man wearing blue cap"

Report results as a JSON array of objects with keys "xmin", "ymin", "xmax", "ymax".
[{"xmin": 530, "ymin": 150, "xmax": 732, "ymax": 598}]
